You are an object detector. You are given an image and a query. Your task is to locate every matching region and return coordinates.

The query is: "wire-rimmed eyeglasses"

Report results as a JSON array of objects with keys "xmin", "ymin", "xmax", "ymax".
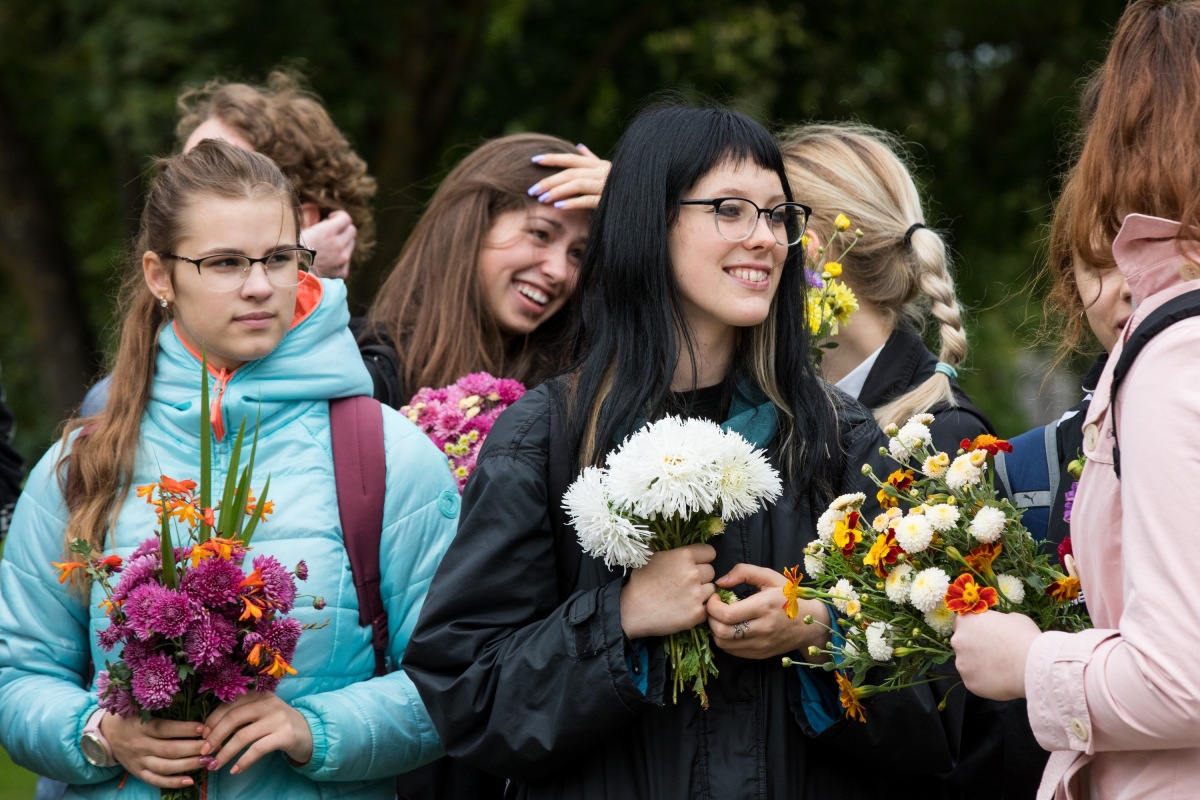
[{"xmin": 162, "ymin": 247, "xmax": 315, "ymax": 293}]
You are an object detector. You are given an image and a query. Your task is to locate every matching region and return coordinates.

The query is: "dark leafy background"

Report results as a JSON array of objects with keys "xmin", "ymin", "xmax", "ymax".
[{"xmin": 0, "ymin": 0, "xmax": 1126, "ymax": 468}]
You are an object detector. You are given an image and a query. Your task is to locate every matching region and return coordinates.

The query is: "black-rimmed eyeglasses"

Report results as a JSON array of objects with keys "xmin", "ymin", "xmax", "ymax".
[
  {"xmin": 679, "ymin": 197, "xmax": 811, "ymax": 247},
  {"xmin": 162, "ymin": 247, "xmax": 316, "ymax": 293}
]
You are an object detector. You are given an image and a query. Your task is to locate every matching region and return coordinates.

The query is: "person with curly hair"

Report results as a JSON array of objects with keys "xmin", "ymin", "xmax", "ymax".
[{"xmin": 177, "ymin": 70, "xmax": 377, "ymax": 281}]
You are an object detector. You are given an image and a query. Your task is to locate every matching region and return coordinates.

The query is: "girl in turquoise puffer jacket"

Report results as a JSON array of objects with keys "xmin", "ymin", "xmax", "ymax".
[{"xmin": 0, "ymin": 140, "xmax": 457, "ymax": 799}]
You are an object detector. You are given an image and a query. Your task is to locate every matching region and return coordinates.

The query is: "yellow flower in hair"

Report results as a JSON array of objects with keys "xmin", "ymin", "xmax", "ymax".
[
  {"xmin": 824, "ymin": 261, "xmax": 843, "ymax": 278},
  {"xmin": 835, "ymin": 213, "xmax": 851, "ymax": 231}
]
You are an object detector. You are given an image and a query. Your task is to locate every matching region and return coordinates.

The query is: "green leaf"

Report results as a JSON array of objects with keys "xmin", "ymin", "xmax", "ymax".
[
  {"xmin": 217, "ymin": 418, "xmax": 247, "ymax": 538},
  {"xmin": 158, "ymin": 495, "xmax": 177, "ymax": 590},
  {"xmin": 199, "ymin": 349, "xmax": 211, "ymax": 543},
  {"xmin": 230, "ymin": 465, "xmax": 253, "ymax": 537},
  {"xmin": 240, "ymin": 475, "xmax": 270, "ymax": 547}
]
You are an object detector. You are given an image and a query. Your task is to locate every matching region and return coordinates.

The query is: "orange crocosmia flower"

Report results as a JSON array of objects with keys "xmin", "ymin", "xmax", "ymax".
[
  {"xmin": 98, "ymin": 599, "xmax": 118, "ymax": 614},
  {"xmin": 158, "ymin": 476, "xmax": 197, "ymax": 496},
  {"xmin": 833, "ymin": 512, "xmax": 863, "ymax": 557},
  {"xmin": 863, "ymin": 531, "xmax": 902, "ymax": 579},
  {"xmin": 876, "ymin": 469, "xmax": 915, "ymax": 511},
  {"xmin": 200, "ymin": 507, "xmax": 216, "ymax": 528},
  {"xmin": 835, "ymin": 672, "xmax": 867, "ymax": 723},
  {"xmin": 51, "ymin": 561, "xmax": 87, "ymax": 584},
  {"xmin": 965, "ymin": 542, "xmax": 1002, "ymax": 574},
  {"xmin": 135, "ymin": 483, "xmax": 158, "ymax": 504},
  {"xmin": 781, "ymin": 565, "xmax": 804, "ymax": 619},
  {"xmin": 201, "ymin": 537, "xmax": 245, "ymax": 562},
  {"xmin": 93, "ymin": 554, "xmax": 123, "ymax": 570},
  {"xmin": 170, "ymin": 500, "xmax": 203, "ymax": 528},
  {"xmin": 262, "ymin": 651, "xmax": 297, "ymax": 679},
  {"xmin": 246, "ymin": 496, "xmax": 275, "ymax": 518},
  {"xmin": 1047, "ymin": 576, "xmax": 1081, "ymax": 602},
  {"xmin": 960, "ymin": 435, "xmax": 1013, "ymax": 456},
  {"xmin": 944, "ymin": 573, "xmax": 999, "ymax": 615},
  {"xmin": 239, "ymin": 596, "xmax": 266, "ymax": 622}
]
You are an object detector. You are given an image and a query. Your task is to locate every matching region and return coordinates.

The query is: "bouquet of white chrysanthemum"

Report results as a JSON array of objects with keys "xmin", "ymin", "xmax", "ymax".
[
  {"xmin": 781, "ymin": 414, "xmax": 1090, "ymax": 722},
  {"xmin": 562, "ymin": 416, "xmax": 782, "ymax": 708}
]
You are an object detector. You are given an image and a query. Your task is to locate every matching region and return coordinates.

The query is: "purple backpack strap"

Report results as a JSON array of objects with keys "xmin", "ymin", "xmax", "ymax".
[{"xmin": 329, "ymin": 395, "xmax": 390, "ymax": 676}]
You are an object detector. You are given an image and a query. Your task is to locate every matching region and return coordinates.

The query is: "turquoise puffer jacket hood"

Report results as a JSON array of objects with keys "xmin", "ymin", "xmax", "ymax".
[{"xmin": 0, "ymin": 277, "xmax": 457, "ymax": 799}]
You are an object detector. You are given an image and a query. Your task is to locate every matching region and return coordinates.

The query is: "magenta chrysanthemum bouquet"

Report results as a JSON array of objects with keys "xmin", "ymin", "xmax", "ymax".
[
  {"xmin": 55, "ymin": 357, "xmax": 317, "ymax": 800},
  {"xmin": 401, "ymin": 372, "xmax": 525, "ymax": 490}
]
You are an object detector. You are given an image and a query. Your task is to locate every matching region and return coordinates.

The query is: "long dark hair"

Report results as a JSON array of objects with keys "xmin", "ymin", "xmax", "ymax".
[{"xmin": 568, "ymin": 101, "xmax": 841, "ymax": 491}]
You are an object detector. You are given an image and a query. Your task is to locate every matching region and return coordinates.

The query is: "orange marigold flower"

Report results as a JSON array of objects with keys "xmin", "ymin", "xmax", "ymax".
[
  {"xmin": 158, "ymin": 476, "xmax": 197, "ymax": 496},
  {"xmin": 960, "ymin": 435, "xmax": 1013, "ymax": 455},
  {"xmin": 781, "ymin": 565, "xmax": 804, "ymax": 619},
  {"xmin": 876, "ymin": 469, "xmax": 915, "ymax": 511},
  {"xmin": 965, "ymin": 542, "xmax": 1002, "ymax": 575},
  {"xmin": 835, "ymin": 671, "xmax": 867, "ymax": 723},
  {"xmin": 1046, "ymin": 576, "xmax": 1081, "ymax": 602},
  {"xmin": 135, "ymin": 483, "xmax": 158, "ymax": 504},
  {"xmin": 944, "ymin": 573, "xmax": 999, "ymax": 615},
  {"xmin": 863, "ymin": 531, "xmax": 902, "ymax": 579},
  {"xmin": 51, "ymin": 561, "xmax": 87, "ymax": 584},
  {"xmin": 833, "ymin": 511, "xmax": 863, "ymax": 556}
]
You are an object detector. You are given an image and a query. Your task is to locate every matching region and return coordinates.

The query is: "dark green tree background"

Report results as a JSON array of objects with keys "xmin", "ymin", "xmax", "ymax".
[{"xmin": 0, "ymin": 0, "xmax": 1125, "ymax": 468}]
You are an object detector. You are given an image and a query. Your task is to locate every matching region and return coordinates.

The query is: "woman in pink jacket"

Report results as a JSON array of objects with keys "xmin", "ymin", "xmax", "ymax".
[{"xmin": 951, "ymin": 2, "xmax": 1200, "ymax": 798}]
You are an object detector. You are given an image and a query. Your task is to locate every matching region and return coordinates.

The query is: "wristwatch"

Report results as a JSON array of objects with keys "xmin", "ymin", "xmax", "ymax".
[{"xmin": 80, "ymin": 709, "xmax": 116, "ymax": 768}]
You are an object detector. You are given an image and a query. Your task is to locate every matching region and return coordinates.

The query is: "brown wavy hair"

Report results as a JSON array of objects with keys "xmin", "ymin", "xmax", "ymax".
[
  {"xmin": 59, "ymin": 141, "xmax": 299, "ymax": 560},
  {"xmin": 176, "ymin": 70, "xmax": 376, "ymax": 263},
  {"xmin": 1048, "ymin": 0, "xmax": 1200, "ymax": 359},
  {"xmin": 365, "ymin": 133, "xmax": 582, "ymax": 395}
]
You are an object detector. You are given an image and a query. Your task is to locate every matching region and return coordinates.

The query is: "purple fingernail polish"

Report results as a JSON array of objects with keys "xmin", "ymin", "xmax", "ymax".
[
  {"xmin": 527, "ymin": 183, "xmax": 542, "ymax": 196},
  {"xmin": 538, "ymin": 191, "xmax": 552, "ymax": 203},
  {"xmin": 576, "ymin": 143, "xmax": 586, "ymax": 150},
  {"xmin": 554, "ymin": 201, "xmax": 567, "ymax": 209},
  {"xmin": 531, "ymin": 155, "xmax": 545, "ymax": 163}
]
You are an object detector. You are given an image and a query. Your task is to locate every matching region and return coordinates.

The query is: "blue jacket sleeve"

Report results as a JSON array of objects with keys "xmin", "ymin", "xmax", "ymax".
[
  {"xmin": 0, "ymin": 444, "xmax": 121, "ymax": 784},
  {"xmin": 289, "ymin": 414, "xmax": 455, "ymax": 781}
]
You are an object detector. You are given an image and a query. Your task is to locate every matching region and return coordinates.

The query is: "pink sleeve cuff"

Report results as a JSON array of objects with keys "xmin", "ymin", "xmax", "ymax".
[{"xmin": 1025, "ymin": 628, "xmax": 1120, "ymax": 754}]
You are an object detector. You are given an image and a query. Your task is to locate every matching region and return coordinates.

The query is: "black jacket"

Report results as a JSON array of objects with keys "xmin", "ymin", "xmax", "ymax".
[
  {"xmin": 405, "ymin": 381, "xmax": 964, "ymax": 800},
  {"xmin": 856, "ymin": 325, "xmax": 995, "ymax": 453},
  {"xmin": 350, "ymin": 318, "xmax": 406, "ymax": 409},
  {"xmin": 0, "ymin": 379, "xmax": 22, "ymax": 542}
]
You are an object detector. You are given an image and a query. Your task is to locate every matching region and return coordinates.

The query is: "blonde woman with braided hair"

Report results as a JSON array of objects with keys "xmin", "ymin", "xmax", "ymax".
[
  {"xmin": 781, "ymin": 124, "xmax": 1053, "ymax": 799},
  {"xmin": 780, "ymin": 123, "xmax": 994, "ymax": 457}
]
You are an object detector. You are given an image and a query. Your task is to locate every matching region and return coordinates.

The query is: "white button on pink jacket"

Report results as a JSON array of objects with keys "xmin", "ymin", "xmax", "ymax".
[{"xmin": 1026, "ymin": 213, "xmax": 1200, "ymax": 799}]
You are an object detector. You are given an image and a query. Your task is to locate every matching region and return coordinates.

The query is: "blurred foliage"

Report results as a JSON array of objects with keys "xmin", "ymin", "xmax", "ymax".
[{"xmin": 0, "ymin": 0, "xmax": 1126, "ymax": 470}]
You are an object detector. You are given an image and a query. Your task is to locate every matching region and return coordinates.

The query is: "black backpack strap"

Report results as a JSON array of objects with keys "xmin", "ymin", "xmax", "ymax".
[
  {"xmin": 1110, "ymin": 288, "xmax": 1200, "ymax": 478},
  {"xmin": 546, "ymin": 382, "xmax": 582, "ymax": 601}
]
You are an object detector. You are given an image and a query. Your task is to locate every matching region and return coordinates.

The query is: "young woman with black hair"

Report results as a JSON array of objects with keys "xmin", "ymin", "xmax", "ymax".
[{"xmin": 403, "ymin": 102, "xmax": 958, "ymax": 799}]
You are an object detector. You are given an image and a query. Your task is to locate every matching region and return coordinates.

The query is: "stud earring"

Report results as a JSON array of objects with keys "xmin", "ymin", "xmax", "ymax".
[{"xmin": 160, "ymin": 297, "xmax": 169, "ymax": 308}]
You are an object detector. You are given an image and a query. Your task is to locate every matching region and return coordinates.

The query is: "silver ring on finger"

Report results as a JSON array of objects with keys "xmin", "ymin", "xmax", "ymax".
[{"xmin": 733, "ymin": 622, "xmax": 745, "ymax": 639}]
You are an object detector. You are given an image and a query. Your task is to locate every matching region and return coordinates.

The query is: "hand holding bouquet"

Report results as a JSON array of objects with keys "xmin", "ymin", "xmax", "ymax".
[
  {"xmin": 787, "ymin": 414, "xmax": 1090, "ymax": 722},
  {"xmin": 562, "ymin": 416, "xmax": 782, "ymax": 707},
  {"xmin": 55, "ymin": 358, "xmax": 316, "ymax": 799},
  {"xmin": 402, "ymin": 372, "xmax": 525, "ymax": 490}
]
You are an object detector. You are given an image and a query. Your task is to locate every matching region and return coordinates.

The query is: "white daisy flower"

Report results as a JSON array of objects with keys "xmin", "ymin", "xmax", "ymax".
[
  {"xmin": 969, "ymin": 506, "xmax": 1007, "ymax": 544},
  {"xmin": 909, "ymin": 567, "xmax": 951, "ymax": 612},
  {"xmin": 804, "ymin": 552, "xmax": 824, "ymax": 577},
  {"xmin": 894, "ymin": 513, "xmax": 935, "ymax": 553},
  {"xmin": 885, "ymin": 563, "xmax": 914, "ymax": 603},
  {"xmin": 845, "ymin": 598, "xmax": 862, "ymax": 617},
  {"xmin": 866, "ymin": 621, "xmax": 894, "ymax": 661},
  {"xmin": 889, "ymin": 437, "xmax": 914, "ymax": 462},
  {"xmin": 713, "ymin": 429, "xmax": 782, "ymax": 521},
  {"xmin": 563, "ymin": 466, "xmax": 653, "ymax": 569},
  {"xmin": 830, "ymin": 578, "xmax": 860, "ymax": 614},
  {"xmin": 896, "ymin": 421, "xmax": 933, "ymax": 452},
  {"xmin": 923, "ymin": 452, "xmax": 950, "ymax": 478},
  {"xmin": 831, "ymin": 492, "xmax": 866, "ymax": 511},
  {"xmin": 996, "ymin": 573, "xmax": 1026, "ymax": 604},
  {"xmin": 945, "ymin": 454, "xmax": 983, "ymax": 490},
  {"xmin": 816, "ymin": 507, "xmax": 844, "ymax": 544},
  {"xmin": 926, "ymin": 504, "xmax": 961, "ymax": 532},
  {"xmin": 841, "ymin": 637, "xmax": 860, "ymax": 659},
  {"xmin": 910, "ymin": 413, "xmax": 936, "ymax": 426},
  {"xmin": 924, "ymin": 602, "xmax": 956, "ymax": 636}
]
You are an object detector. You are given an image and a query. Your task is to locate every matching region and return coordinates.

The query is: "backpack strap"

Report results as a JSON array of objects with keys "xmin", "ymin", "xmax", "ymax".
[
  {"xmin": 546, "ymin": 383, "xmax": 582, "ymax": 601},
  {"xmin": 329, "ymin": 395, "xmax": 390, "ymax": 676},
  {"xmin": 1110, "ymin": 288, "xmax": 1200, "ymax": 478}
]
